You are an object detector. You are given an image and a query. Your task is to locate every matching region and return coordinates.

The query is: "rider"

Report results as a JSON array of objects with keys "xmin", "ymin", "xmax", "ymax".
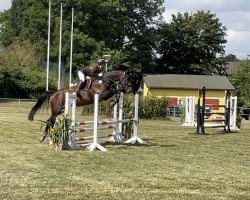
[{"xmin": 76, "ymin": 58, "xmax": 106, "ymax": 94}]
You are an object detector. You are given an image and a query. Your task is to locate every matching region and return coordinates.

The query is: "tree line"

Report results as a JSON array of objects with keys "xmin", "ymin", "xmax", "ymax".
[{"xmin": 0, "ymin": 0, "xmax": 249, "ymax": 106}]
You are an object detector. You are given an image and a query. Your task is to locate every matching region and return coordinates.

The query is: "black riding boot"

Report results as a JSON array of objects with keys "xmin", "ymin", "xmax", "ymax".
[{"xmin": 76, "ymin": 81, "xmax": 86, "ymax": 94}]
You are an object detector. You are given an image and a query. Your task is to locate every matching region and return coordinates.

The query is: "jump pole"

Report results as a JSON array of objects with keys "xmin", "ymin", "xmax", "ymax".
[
  {"xmin": 58, "ymin": 3, "xmax": 63, "ymax": 90},
  {"xmin": 46, "ymin": 0, "xmax": 51, "ymax": 91},
  {"xmin": 69, "ymin": 8, "xmax": 74, "ymax": 86}
]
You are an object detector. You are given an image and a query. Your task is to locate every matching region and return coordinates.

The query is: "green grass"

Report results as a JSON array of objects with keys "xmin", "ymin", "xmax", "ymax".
[{"xmin": 0, "ymin": 102, "xmax": 249, "ymax": 199}]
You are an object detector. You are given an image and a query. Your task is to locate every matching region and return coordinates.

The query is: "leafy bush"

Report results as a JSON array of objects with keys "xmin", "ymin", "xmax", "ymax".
[
  {"xmin": 81, "ymin": 94, "xmax": 170, "ymax": 120},
  {"xmin": 140, "ymin": 95, "xmax": 170, "ymax": 119},
  {"xmin": 0, "ymin": 40, "xmax": 57, "ymax": 98},
  {"xmin": 49, "ymin": 115, "xmax": 72, "ymax": 150}
]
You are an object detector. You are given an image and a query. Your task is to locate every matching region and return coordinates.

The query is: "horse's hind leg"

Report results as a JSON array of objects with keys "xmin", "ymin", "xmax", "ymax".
[{"xmin": 40, "ymin": 115, "xmax": 57, "ymax": 143}]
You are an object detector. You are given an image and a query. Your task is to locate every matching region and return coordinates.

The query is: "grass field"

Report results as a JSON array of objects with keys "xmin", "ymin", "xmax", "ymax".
[{"xmin": 0, "ymin": 102, "xmax": 249, "ymax": 200}]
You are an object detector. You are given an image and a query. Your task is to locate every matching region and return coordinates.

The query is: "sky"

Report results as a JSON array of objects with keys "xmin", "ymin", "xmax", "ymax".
[{"xmin": 0, "ymin": 0, "xmax": 249, "ymax": 59}]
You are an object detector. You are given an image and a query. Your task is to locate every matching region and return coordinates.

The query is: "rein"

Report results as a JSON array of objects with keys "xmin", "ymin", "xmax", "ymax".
[{"xmin": 98, "ymin": 72, "xmax": 130, "ymax": 90}]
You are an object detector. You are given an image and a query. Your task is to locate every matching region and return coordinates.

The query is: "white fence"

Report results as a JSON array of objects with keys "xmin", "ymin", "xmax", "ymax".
[{"xmin": 0, "ymin": 98, "xmax": 37, "ymax": 113}]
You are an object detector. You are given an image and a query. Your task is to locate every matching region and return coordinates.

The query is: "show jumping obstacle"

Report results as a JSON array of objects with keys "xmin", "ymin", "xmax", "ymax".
[
  {"xmin": 183, "ymin": 90, "xmax": 237, "ymax": 132},
  {"xmin": 64, "ymin": 92, "xmax": 145, "ymax": 151},
  {"xmin": 195, "ymin": 87, "xmax": 237, "ymax": 134}
]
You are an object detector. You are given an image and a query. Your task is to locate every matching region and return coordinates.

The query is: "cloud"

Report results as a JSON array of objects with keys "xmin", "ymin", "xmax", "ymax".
[
  {"xmin": 218, "ymin": 11, "xmax": 250, "ymax": 32},
  {"xmin": 226, "ymin": 29, "xmax": 250, "ymax": 58},
  {"xmin": 227, "ymin": 30, "xmax": 249, "ymax": 46},
  {"xmin": 163, "ymin": 0, "xmax": 250, "ymax": 59},
  {"xmin": 0, "ymin": 0, "xmax": 11, "ymax": 12},
  {"xmin": 165, "ymin": 0, "xmax": 250, "ymax": 12},
  {"xmin": 162, "ymin": 9, "xmax": 179, "ymax": 23}
]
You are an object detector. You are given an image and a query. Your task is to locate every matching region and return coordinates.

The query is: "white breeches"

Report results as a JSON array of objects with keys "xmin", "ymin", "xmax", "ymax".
[{"xmin": 78, "ymin": 71, "xmax": 85, "ymax": 81}]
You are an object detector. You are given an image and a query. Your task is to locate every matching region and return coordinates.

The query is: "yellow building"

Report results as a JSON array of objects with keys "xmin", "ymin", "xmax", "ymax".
[{"xmin": 143, "ymin": 74, "xmax": 235, "ymax": 111}]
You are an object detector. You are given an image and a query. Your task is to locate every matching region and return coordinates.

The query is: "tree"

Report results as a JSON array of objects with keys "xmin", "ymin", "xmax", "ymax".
[
  {"xmin": 0, "ymin": 0, "xmax": 164, "ymax": 73},
  {"xmin": 0, "ymin": 40, "xmax": 56, "ymax": 98},
  {"xmin": 155, "ymin": 11, "xmax": 227, "ymax": 75},
  {"xmin": 222, "ymin": 54, "xmax": 239, "ymax": 62},
  {"xmin": 229, "ymin": 60, "xmax": 250, "ymax": 107}
]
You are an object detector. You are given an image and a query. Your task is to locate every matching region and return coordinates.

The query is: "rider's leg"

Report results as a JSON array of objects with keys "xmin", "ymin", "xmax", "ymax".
[
  {"xmin": 85, "ymin": 76, "xmax": 91, "ymax": 89},
  {"xmin": 77, "ymin": 71, "xmax": 86, "ymax": 94},
  {"xmin": 76, "ymin": 81, "xmax": 86, "ymax": 94}
]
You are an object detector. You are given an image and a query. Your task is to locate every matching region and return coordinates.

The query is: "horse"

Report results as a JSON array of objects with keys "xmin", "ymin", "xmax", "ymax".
[{"xmin": 28, "ymin": 70, "xmax": 143, "ymax": 142}]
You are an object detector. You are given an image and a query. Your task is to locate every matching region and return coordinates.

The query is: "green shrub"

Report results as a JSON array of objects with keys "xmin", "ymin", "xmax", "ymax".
[
  {"xmin": 81, "ymin": 94, "xmax": 170, "ymax": 120},
  {"xmin": 49, "ymin": 115, "xmax": 72, "ymax": 150}
]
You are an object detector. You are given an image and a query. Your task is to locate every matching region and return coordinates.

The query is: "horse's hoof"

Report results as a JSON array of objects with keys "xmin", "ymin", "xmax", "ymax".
[{"xmin": 40, "ymin": 135, "xmax": 46, "ymax": 143}]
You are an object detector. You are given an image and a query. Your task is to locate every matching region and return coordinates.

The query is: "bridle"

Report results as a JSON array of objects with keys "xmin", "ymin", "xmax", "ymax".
[
  {"xmin": 120, "ymin": 72, "xmax": 133, "ymax": 91},
  {"xmin": 96, "ymin": 71, "xmax": 133, "ymax": 92}
]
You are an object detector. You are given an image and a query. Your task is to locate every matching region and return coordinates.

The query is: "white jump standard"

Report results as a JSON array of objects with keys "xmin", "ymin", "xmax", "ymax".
[
  {"xmin": 124, "ymin": 93, "xmax": 146, "ymax": 144},
  {"xmin": 64, "ymin": 91, "xmax": 145, "ymax": 151}
]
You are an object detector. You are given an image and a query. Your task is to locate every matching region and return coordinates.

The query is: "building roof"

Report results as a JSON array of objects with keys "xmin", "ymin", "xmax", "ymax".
[{"xmin": 143, "ymin": 74, "xmax": 235, "ymax": 90}]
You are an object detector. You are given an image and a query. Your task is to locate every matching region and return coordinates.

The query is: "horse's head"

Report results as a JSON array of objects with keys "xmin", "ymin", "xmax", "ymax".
[
  {"xmin": 119, "ymin": 71, "xmax": 134, "ymax": 93},
  {"xmin": 125, "ymin": 69, "xmax": 143, "ymax": 94},
  {"xmin": 102, "ymin": 70, "xmax": 143, "ymax": 94}
]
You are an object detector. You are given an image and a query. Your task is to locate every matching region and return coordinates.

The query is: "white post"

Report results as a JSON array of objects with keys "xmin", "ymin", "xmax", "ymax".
[
  {"xmin": 110, "ymin": 93, "xmax": 125, "ymax": 142},
  {"xmin": 109, "ymin": 101, "xmax": 119, "ymax": 142},
  {"xmin": 69, "ymin": 8, "xmax": 74, "ymax": 86},
  {"xmin": 86, "ymin": 94, "xmax": 107, "ymax": 151},
  {"xmin": 133, "ymin": 93, "xmax": 139, "ymax": 137},
  {"xmin": 70, "ymin": 93, "xmax": 76, "ymax": 127},
  {"xmin": 230, "ymin": 96, "xmax": 238, "ymax": 131},
  {"xmin": 58, "ymin": 3, "xmax": 63, "ymax": 90},
  {"xmin": 183, "ymin": 96, "xmax": 195, "ymax": 126},
  {"xmin": 113, "ymin": 102, "xmax": 118, "ymax": 134},
  {"xmin": 65, "ymin": 92, "xmax": 69, "ymax": 116},
  {"xmin": 124, "ymin": 93, "xmax": 146, "ymax": 144},
  {"xmin": 46, "ymin": 0, "xmax": 51, "ymax": 91},
  {"xmin": 118, "ymin": 93, "xmax": 124, "ymax": 132},
  {"xmin": 64, "ymin": 92, "xmax": 79, "ymax": 150},
  {"xmin": 93, "ymin": 94, "xmax": 99, "ymax": 145}
]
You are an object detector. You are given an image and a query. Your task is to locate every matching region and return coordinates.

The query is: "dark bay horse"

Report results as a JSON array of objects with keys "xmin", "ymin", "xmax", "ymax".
[{"xmin": 28, "ymin": 70, "xmax": 142, "ymax": 142}]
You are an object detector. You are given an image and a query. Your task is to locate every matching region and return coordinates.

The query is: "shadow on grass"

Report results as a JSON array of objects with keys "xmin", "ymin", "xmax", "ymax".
[
  {"xmin": 104, "ymin": 139, "xmax": 176, "ymax": 149},
  {"xmin": 187, "ymin": 130, "xmax": 239, "ymax": 136}
]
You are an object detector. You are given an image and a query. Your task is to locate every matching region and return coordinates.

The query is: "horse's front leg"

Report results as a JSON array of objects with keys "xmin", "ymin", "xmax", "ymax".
[
  {"xmin": 110, "ymin": 90, "xmax": 121, "ymax": 107},
  {"xmin": 99, "ymin": 90, "xmax": 115, "ymax": 102}
]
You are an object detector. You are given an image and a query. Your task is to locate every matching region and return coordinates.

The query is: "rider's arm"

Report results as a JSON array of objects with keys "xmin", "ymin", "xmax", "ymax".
[
  {"xmin": 90, "ymin": 66, "xmax": 102, "ymax": 77},
  {"xmin": 80, "ymin": 67, "xmax": 92, "ymax": 76}
]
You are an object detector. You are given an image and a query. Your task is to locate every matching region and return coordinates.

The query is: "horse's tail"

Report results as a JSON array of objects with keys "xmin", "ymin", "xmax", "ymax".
[{"xmin": 28, "ymin": 91, "xmax": 52, "ymax": 121}]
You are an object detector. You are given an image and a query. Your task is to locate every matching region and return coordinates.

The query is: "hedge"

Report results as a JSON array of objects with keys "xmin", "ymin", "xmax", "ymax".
[{"xmin": 81, "ymin": 94, "xmax": 170, "ymax": 120}]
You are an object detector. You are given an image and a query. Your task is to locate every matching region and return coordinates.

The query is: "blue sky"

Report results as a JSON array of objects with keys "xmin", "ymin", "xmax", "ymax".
[{"xmin": 1, "ymin": 0, "xmax": 250, "ymax": 59}]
